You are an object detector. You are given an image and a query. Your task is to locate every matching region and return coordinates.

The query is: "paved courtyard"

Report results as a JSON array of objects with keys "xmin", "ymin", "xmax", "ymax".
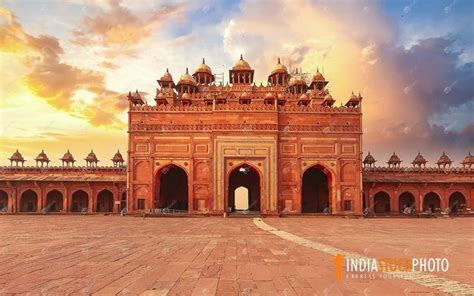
[{"xmin": 0, "ymin": 215, "xmax": 472, "ymax": 295}]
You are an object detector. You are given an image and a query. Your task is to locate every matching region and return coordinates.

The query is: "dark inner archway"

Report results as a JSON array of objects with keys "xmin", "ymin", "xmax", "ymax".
[
  {"xmin": 71, "ymin": 190, "xmax": 89, "ymax": 212},
  {"xmin": 46, "ymin": 190, "xmax": 63, "ymax": 212},
  {"xmin": 20, "ymin": 190, "xmax": 37, "ymax": 212},
  {"xmin": 301, "ymin": 166, "xmax": 330, "ymax": 213},
  {"xmin": 97, "ymin": 190, "xmax": 113, "ymax": 212},
  {"xmin": 449, "ymin": 192, "xmax": 466, "ymax": 212},
  {"xmin": 423, "ymin": 192, "xmax": 441, "ymax": 212},
  {"xmin": 156, "ymin": 165, "xmax": 188, "ymax": 210},
  {"xmin": 399, "ymin": 192, "xmax": 415, "ymax": 212},
  {"xmin": 0, "ymin": 190, "xmax": 7, "ymax": 211},
  {"xmin": 373, "ymin": 191, "xmax": 391, "ymax": 213},
  {"xmin": 228, "ymin": 164, "xmax": 260, "ymax": 212}
]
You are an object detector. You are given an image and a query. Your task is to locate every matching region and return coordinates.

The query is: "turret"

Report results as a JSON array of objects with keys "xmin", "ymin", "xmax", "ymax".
[
  {"xmin": 193, "ymin": 58, "xmax": 214, "ymax": 85},
  {"xmin": 268, "ymin": 57, "xmax": 289, "ymax": 86},
  {"xmin": 35, "ymin": 149, "xmax": 50, "ymax": 167},
  {"xmin": 229, "ymin": 54, "xmax": 254, "ymax": 85}
]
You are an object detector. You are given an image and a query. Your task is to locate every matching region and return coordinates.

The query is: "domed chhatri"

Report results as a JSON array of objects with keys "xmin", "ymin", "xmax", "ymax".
[
  {"xmin": 9, "ymin": 149, "xmax": 25, "ymax": 167},
  {"xmin": 387, "ymin": 152, "xmax": 402, "ymax": 168},
  {"xmin": 176, "ymin": 68, "xmax": 198, "ymax": 96},
  {"xmin": 85, "ymin": 150, "xmax": 99, "ymax": 167},
  {"xmin": 268, "ymin": 57, "xmax": 290, "ymax": 86},
  {"xmin": 345, "ymin": 91, "xmax": 362, "ymax": 107},
  {"xmin": 436, "ymin": 152, "xmax": 452, "ymax": 169},
  {"xmin": 157, "ymin": 68, "xmax": 175, "ymax": 90},
  {"xmin": 412, "ymin": 152, "xmax": 427, "ymax": 168},
  {"xmin": 60, "ymin": 149, "xmax": 76, "ymax": 167},
  {"xmin": 363, "ymin": 152, "xmax": 376, "ymax": 167},
  {"xmin": 288, "ymin": 68, "xmax": 307, "ymax": 95},
  {"xmin": 322, "ymin": 93, "xmax": 335, "ymax": 107},
  {"xmin": 461, "ymin": 152, "xmax": 474, "ymax": 169},
  {"xmin": 229, "ymin": 54, "xmax": 255, "ymax": 85},
  {"xmin": 193, "ymin": 58, "xmax": 214, "ymax": 85},
  {"xmin": 111, "ymin": 150, "xmax": 125, "ymax": 167},
  {"xmin": 35, "ymin": 149, "xmax": 50, "ymax": 167},
  {"xmin": 309, "ymin": 68, "xmax": 329, "ymax": 91}
]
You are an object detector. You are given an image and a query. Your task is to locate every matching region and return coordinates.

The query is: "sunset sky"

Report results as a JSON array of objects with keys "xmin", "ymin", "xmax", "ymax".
[{"xmin": 0, "ymin": 0, "xmax": 473, "ymax": 166}]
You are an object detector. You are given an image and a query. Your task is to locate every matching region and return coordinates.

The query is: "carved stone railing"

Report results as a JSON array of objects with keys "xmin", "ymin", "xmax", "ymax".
[
  {"xmin": 0, "ymin": 166, "xmax": 127, "ymax": 173},
  {"xmin": 362, "ymin": 166, "xmax": 473, "ymax": 174},
  {"xmin": 130, "ymin": 123, "xmax": 360, "ymax": 132},
  {"xmin": 130, "ymin": 102, "xmax": 360, "ymax": 113}
]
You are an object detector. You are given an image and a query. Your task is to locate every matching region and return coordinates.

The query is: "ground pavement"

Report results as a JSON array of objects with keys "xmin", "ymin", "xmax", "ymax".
[{"xmin": 0, "ymin": 215, "xmax": 472, "ymax": 295}]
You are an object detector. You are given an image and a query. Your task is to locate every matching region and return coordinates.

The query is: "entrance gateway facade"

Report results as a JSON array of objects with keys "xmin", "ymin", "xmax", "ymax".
[{"xmin": 127, "ymin": 56, "xmax": 363, "ymax": 215}]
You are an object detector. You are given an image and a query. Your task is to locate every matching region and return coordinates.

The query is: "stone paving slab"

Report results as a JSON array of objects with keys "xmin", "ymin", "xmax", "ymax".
[{"xmin": 0, "ymin": 215, "xmax": 471, "ymax": 295}]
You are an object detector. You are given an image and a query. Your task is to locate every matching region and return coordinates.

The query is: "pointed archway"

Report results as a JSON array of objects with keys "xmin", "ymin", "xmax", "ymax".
[
  {"xmin": 301, "ymin": 165, "xmax": 330, "ymax": 213},
  {"xmin": 20, "ymin": 190, "xmax": 38, "ymax": 212},
  {"xmin": 228, "ymin": 164, "xmax": 260, "ymax": 212},
  {"xmin": 373, "ymin": 191, "xmax": 390, "ymax": 213},
  {"xmin": 399, "ymin": 192, "xmax": 415, "ymax": 212},
  {"xmin": 71, "ymin": 190, "xmax": 89, "ymax": 212},
  {"xmin": 449, "ymin": 192, "xmax": 466, "ymax": 213},
  {"xmin": 97, "ymin": 189, "xmax": 113, "ymax": 212},
  {"xmin": 155, "ymin": 165, "xmax": 188, "ymax": 210},
  {"xmin": 46, "ymin": 190, "xmax": 63, "ymax": 212},
  {"xmin": 423, "ymin": 192, "xmax": 441, "ymax": 212}
]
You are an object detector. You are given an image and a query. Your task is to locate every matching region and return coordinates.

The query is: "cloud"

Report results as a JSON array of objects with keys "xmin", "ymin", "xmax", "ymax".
[
  {"xmin": 71, "ymin": 0, "xmax": 185, "ymax": 57},
  {"xmin": 0, "ymin": 6, "xmax": 126, "ymax": 128},
  {"xmin": 222, "ymin": 0, "xmax": 473, "ymax": 162}
]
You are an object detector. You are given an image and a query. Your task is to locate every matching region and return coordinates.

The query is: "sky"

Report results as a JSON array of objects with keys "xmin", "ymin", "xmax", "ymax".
[{"xmin": 0, "ymin": 0, "xmax": 473, "ymax": 167}]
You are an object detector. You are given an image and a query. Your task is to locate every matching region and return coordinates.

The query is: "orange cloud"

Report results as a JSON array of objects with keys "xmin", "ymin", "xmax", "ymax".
[
  {"xmin": 0, "ymin": 6, "xmax": 126, "ymax": 129},
  {"xmin": 72, "ymin": 0, "xmax": 185, "ymax": 57}
]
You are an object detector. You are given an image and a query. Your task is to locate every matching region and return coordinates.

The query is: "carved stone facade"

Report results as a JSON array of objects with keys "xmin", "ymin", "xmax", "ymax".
[{"xmin": 127, "ymin": 57, "xmax": 363, "ymax": 215}]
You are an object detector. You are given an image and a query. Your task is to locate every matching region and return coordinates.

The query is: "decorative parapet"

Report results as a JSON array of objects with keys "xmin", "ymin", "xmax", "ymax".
[
  {"xmin": 130, "ymin": 102, "xmax": 361, "ymax": 113},
  {"xmin": 362, "ymin": 166, "xmax": 473, "ymax": 174},
  {"xmin": 130, "ymin": 123, "xmax": 360, "ymax": 133},
  {"xmin": 0, "ymin": 166, "xmax": 126, "ymax": 173}
]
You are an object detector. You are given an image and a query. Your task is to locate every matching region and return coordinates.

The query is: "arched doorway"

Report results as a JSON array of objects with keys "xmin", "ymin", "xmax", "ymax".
[
  {"xmin": 423, "ymin": 192, "xmax": 441, "ymax": 212},
  {"xmin": 155, "ymin": 165, "xmax": 188, "ymax": 210},
  {"xmin": 449, "ymin": 192, "xmax": 466, "ymax": 213},
  {"xmin": 301, "ymin": 166, "xmax": 330, "ymax": 213},
  {"xmin": 20, "ymin": 190, "xmax": 38, "ymax": 212},
  {"xmin": 46, "ymin": 190, "xmax": 63, "ymax": 212},
  {"xmin": 228, "ymin": 164, "xmax": 260, "ymax": 212},
  {"xmin": 71, "ymin": 190, "xmax": 89, "ymax": 212},
  {"xmin": 399, "ymin": 192, "xmax": 415, "ymax": 212},
  {"xmin": 373, "ymin": 191, "xmax": 390, "ymax": 213},
  {"xmin": 0, "ymin": 190, "xmax": 8, "ymax": 211},
  {"xmin": 97, "ymin": 190, "xmax": 113, "ymax": 212}
]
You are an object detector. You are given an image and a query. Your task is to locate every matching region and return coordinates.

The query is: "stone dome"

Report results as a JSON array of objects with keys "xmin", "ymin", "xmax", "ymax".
[{"xmin": 233, "ymin": 54, "xmax": 251, "ymax": 70}]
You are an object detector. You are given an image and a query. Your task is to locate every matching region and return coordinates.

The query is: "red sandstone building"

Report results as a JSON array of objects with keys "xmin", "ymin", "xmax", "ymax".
[{"xmin": 0, "ymin": 57, "xmax": 472, "ymax": 215}]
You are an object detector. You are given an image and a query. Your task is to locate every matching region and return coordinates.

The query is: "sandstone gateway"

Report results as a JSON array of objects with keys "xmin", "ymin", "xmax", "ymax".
[{"xmin": 1, "ymin": 57, "xmax": 473, "ymax": 215}]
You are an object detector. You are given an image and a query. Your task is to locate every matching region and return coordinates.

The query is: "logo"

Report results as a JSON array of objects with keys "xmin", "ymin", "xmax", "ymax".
[{"xmin": 333, "ymin": 254, "xmax": 449, "ymax": 280}]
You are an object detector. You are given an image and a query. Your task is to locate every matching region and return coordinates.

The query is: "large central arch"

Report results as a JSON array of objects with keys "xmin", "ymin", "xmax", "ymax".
[
  {"xmin": 155, "ymin": 164, "xmax": 189, "ymax": 211},
  {"xmin": 301, "ymin": 165, "xmax": 331, "ymax": 213},
  {"xmin": 228, "ymin": 164, "xmax": 261, "ymax": 212}
]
